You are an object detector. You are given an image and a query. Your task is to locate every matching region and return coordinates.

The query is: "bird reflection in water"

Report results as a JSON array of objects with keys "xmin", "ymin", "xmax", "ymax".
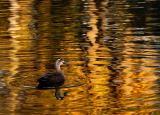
[{"xmin": 37, "ymin": 58, "xmax": 67, "ymax": 100}]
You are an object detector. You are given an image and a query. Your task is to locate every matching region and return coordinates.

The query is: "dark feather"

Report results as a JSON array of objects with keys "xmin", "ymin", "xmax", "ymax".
[{"xmin": 37, "ymin": 72, "xmax": 65, "ymax": 89}]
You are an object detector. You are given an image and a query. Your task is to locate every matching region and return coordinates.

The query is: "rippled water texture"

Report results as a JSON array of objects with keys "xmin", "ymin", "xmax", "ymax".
[{"xmin": 0, "ymin": 0, "xmax": 160, "ymax": 114}]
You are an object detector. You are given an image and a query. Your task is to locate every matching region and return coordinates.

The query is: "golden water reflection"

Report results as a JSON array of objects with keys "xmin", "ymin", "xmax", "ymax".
[{"xmin": 0, "ymin": 0, "xmax": 160, "ymax": 114}]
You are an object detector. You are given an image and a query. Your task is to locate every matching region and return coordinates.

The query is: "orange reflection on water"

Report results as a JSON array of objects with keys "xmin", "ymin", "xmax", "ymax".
[
  {"xmin": 0, "ymin": 0, "xmax": 159, "ymax": 114},
  {"xmin": 85, "ymin": 0, "xmax": 110, "ymax": 114},
  {"xmin": 116, "ymin": 29, "xmax": 158, "ymax": 114},
  {"xmin": 6, "ymin": 0, "xmax": 33, "ymax": 113}
]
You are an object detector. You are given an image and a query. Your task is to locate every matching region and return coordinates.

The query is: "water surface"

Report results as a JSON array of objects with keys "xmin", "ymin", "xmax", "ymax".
[{"xmin": 0, "ymin": 0, "xmax": 160, "ymax": 114}]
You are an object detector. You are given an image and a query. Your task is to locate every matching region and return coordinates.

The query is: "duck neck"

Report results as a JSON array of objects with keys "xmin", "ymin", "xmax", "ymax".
[{"xmin": 55, "ymin": 64, "xmax": 61, "ymax": 72}]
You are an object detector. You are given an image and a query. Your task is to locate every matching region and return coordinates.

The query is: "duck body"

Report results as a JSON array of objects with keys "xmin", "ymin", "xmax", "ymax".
[
  {"xmin": 37, "ymin": 72, "xmax": 65, "ymax": 89},
  {"xmin": 37, "ymin": 58, "xmax": 66, "ymax": 89}
]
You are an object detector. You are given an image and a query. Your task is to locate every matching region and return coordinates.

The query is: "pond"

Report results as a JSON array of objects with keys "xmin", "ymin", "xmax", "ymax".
[{"xmin": 0, "ymin": 0, "xmax": 160, "ymax": 114}]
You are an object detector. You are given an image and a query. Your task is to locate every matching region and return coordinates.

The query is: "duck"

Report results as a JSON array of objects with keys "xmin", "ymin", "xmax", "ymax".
[{"xmin": 37, "ymin": 58, "xmax": 66, "ymax": 89}]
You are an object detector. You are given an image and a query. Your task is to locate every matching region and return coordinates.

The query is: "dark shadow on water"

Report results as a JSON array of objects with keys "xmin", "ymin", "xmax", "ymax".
[{"xmin": 23, "ymin": 82, "xmax": 84, "ymax": 100}]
